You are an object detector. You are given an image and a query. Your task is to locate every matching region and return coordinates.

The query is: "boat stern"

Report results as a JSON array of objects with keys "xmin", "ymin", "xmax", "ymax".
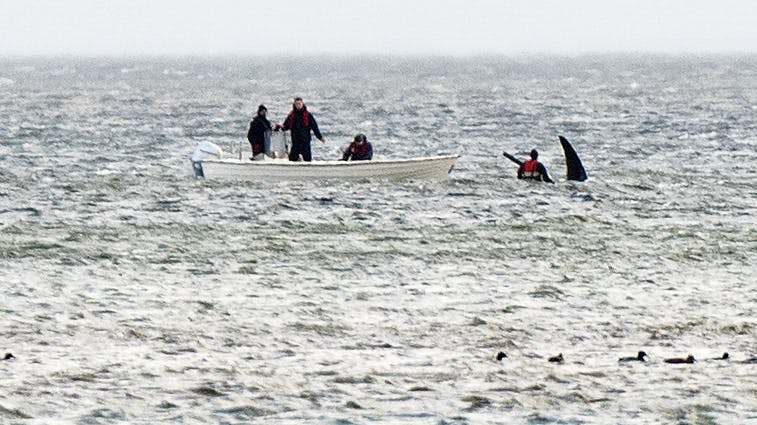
[{"xmin": 190, "ymin": 141, "xmax": 223, "ymax": 179}]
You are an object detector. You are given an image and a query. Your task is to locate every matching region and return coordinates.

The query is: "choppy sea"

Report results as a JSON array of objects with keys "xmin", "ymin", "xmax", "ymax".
[{"xmin": 1, "ymin": 55, "xmax": 755, "ymax": 424}]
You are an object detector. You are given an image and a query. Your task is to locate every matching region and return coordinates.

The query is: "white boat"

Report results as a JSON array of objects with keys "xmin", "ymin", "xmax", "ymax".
[{"xmin": 190, "ymin": 141, "xmax": 458, "ymax": 182}]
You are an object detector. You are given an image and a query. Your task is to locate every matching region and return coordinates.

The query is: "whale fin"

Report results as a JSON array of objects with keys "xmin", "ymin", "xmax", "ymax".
[{"xmin": 558, "ymin": 136, "xmax": 587, "ymax": 181}]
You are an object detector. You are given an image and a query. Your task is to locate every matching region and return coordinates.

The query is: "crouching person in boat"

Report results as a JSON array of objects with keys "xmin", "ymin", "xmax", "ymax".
[
  {"xmin": 517, "ymin": 149, "xmax": 554, "ymax": 183},
  {"xmin": 247, "ymin": 104, "xmax": 272, "ymax": 160},
  {"xmin": 341, "ymin": 133, "xmax": 373, "ymax": 161}
]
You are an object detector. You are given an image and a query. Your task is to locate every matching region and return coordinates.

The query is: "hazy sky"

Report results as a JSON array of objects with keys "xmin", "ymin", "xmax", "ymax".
[{"xmin": 2, "ymin": 0, "xmax": 756, "ymax": 56}]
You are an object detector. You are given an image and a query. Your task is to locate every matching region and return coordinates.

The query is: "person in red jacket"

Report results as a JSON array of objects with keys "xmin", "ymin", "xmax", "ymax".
[
  {"xmin": 275, "ymin": 97, "xmax": 324, "ymax": 162},
  {"xmin": 341, "ymin": 133, "xmax": 373, "ymax": 161},
  {"xmin": 517, "ymin": 149, "xmax": 554, "ymax": 183}
]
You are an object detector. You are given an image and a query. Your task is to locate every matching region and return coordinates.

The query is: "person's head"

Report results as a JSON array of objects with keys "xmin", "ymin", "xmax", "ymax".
[
  {"xmin": 257, "ymin": 104, "xmax": 267, "ymax": 116},
  {"xmin": 530, "ymin": 149, "xmax": 538, "ymax": 160},
  {"xmin": 293, "ymin": 97, "xmax": 304, "ymax": 110},
  {"xmin": 354, "ymin": 133, "xmax": 367, "ymax": 144}
]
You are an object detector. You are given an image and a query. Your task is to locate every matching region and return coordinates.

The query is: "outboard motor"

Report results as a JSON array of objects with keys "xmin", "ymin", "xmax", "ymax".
[{"xmin": 191, "ymin": 141, "xmax": 223, "ymax": 178}]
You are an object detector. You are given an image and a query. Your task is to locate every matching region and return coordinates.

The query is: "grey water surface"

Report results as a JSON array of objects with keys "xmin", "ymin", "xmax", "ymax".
[{"xmin": 1, "ymin": 55, "xmax": 756, "ymax": 424}]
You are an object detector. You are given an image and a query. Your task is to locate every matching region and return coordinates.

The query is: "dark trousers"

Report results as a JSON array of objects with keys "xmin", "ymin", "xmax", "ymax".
[{"xmin": 289, "ymin": 141, "xmax": 312, "ymax": 162}]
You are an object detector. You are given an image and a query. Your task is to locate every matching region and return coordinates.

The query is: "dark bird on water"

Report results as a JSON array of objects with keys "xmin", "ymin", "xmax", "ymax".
[
  {"xmin": 3, "ymin": 353, "xmax": 13, "ymax": 360},
  {"xmin": 664, "ymin": 354, "xmax": 695, "ymax": 364},
  {"xmin": 618, "ymin": 351, "xmax": 648, "ymax": 362},
  {"xmin": 548, "ymin": 353, "xmax": 564, "ymax": 363},
  {"xmin": 712, "ymin": 352, "xmax": 729, "ymax": 360},
  {"xmin": 496, "ymin": 351, "xmax": 507, "ymax": 361}
]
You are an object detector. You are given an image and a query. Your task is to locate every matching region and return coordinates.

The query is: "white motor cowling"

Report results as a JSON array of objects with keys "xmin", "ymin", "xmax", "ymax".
[
  {"xmin": 191, "ymin": 141, "xmax": 223, "ymax": 179},
  {"xmin": 191, "ymin": 141, "xmax": 223, "ymax": 162}
]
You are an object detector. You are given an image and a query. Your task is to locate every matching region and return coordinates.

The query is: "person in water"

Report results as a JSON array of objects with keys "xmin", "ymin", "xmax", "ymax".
[
  {"xmin": 517, "ymin": 149, "xmax": 554, "ymax": 183},
  {"xmin": 275, "ymin": 97, "xmax": 325, "ymax": 161},
  {"xmin": 341, "ymin": 133, "xmax": 373, "ymax": 161},
  {"xmin": 247, "ymin": 104, "xmax": 272, "ymax": 160}
]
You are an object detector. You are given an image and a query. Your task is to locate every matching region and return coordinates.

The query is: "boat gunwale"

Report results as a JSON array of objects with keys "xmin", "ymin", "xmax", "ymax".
[{"xmin": 197, "ymin": 154, "xmax": 459, "ymax": 168}]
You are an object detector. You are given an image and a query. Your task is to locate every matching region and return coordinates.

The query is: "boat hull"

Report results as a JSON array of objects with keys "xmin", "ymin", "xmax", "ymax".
[{"xmin": 193, "ymin": 155, "xmax": 458, "ymax": 181}]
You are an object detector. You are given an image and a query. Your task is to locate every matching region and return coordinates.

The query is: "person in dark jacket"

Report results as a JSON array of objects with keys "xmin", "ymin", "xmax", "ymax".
[
  {"xmin": 517, "ymin": 149, "xmax": 554, "ymax": 183},
  {"xmin": 247, "ymin": 104, "xmax": 272, "ymax": 159},
  {"xmin": 275, "ymin": 97, "xmax": 324, "ymax": 161},
  {"xmin": 341, "ymin": 133, "xmax": 373, "ymax": 161}
]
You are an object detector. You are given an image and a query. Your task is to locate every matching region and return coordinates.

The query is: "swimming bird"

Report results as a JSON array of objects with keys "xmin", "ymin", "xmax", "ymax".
[
  {"xmin": 711, "ymin": 352, "xmax": 729, "ymax": 360},
  {"xmin": 3, "ymin": 353, "xmax": 13, "ymax": 360},
  {"xmin": 664, "ymin": 354, "xmax": 695, "ymax": 364},
  {"xmin": 618, "ymin": 351, "xmax": 647, "ymax": 362},
  {"xmin": 548, "ymin": 353, "xmax": 564, "ymax": 363},
  {"xmin": 496, "ymin": 351, "xmax": 507, "ymax": 361},
  {"xmin": 741, "ymin": 356, "xmax": 757, "ymax": 364}
]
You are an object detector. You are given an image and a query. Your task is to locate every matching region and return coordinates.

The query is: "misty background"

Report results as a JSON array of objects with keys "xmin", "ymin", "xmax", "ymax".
[{"xmin": 1, "ymin": 0, "xmax": 756, "ymax": 56}]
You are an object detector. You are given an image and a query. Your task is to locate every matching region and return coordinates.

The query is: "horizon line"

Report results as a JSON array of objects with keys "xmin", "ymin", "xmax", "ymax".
[{"xmin": 3, "ymin": 51, "xmax": 757, "ymax": 59}]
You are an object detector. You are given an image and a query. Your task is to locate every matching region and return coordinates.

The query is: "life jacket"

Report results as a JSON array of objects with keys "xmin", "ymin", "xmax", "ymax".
[
  {"xmin": 285, "ymin": 107, "xmax": 310, "ymax": 129},
  {"xmin": 350, "ymin": 142, "xmax": 372, "ymax": 160},
  {"xmin": 521, "ymin": 160, "xmax": 541, "ymax": 179}
]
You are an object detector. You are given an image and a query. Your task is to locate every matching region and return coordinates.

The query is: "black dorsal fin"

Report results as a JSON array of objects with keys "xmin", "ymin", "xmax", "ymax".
[{"xmin": 559, "ymin": 136, "xmax": 587, "ymax": 181}]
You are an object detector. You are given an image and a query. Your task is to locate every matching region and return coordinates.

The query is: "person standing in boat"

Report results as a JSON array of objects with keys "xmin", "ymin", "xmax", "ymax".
[
  {"xmin": 341, "ymin": 133, "xmax": 373, "ymax": 161},
  {"xmin": 275, "ymin": 97, "xmax": 325, "ymax": 162},
  {"xmin": 517, "ymin": 149, "xmax": 554, "ymax": 183},
  {"xmin": 247, "ymin": 104, "xmax": 272, "ymax": 160}
]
